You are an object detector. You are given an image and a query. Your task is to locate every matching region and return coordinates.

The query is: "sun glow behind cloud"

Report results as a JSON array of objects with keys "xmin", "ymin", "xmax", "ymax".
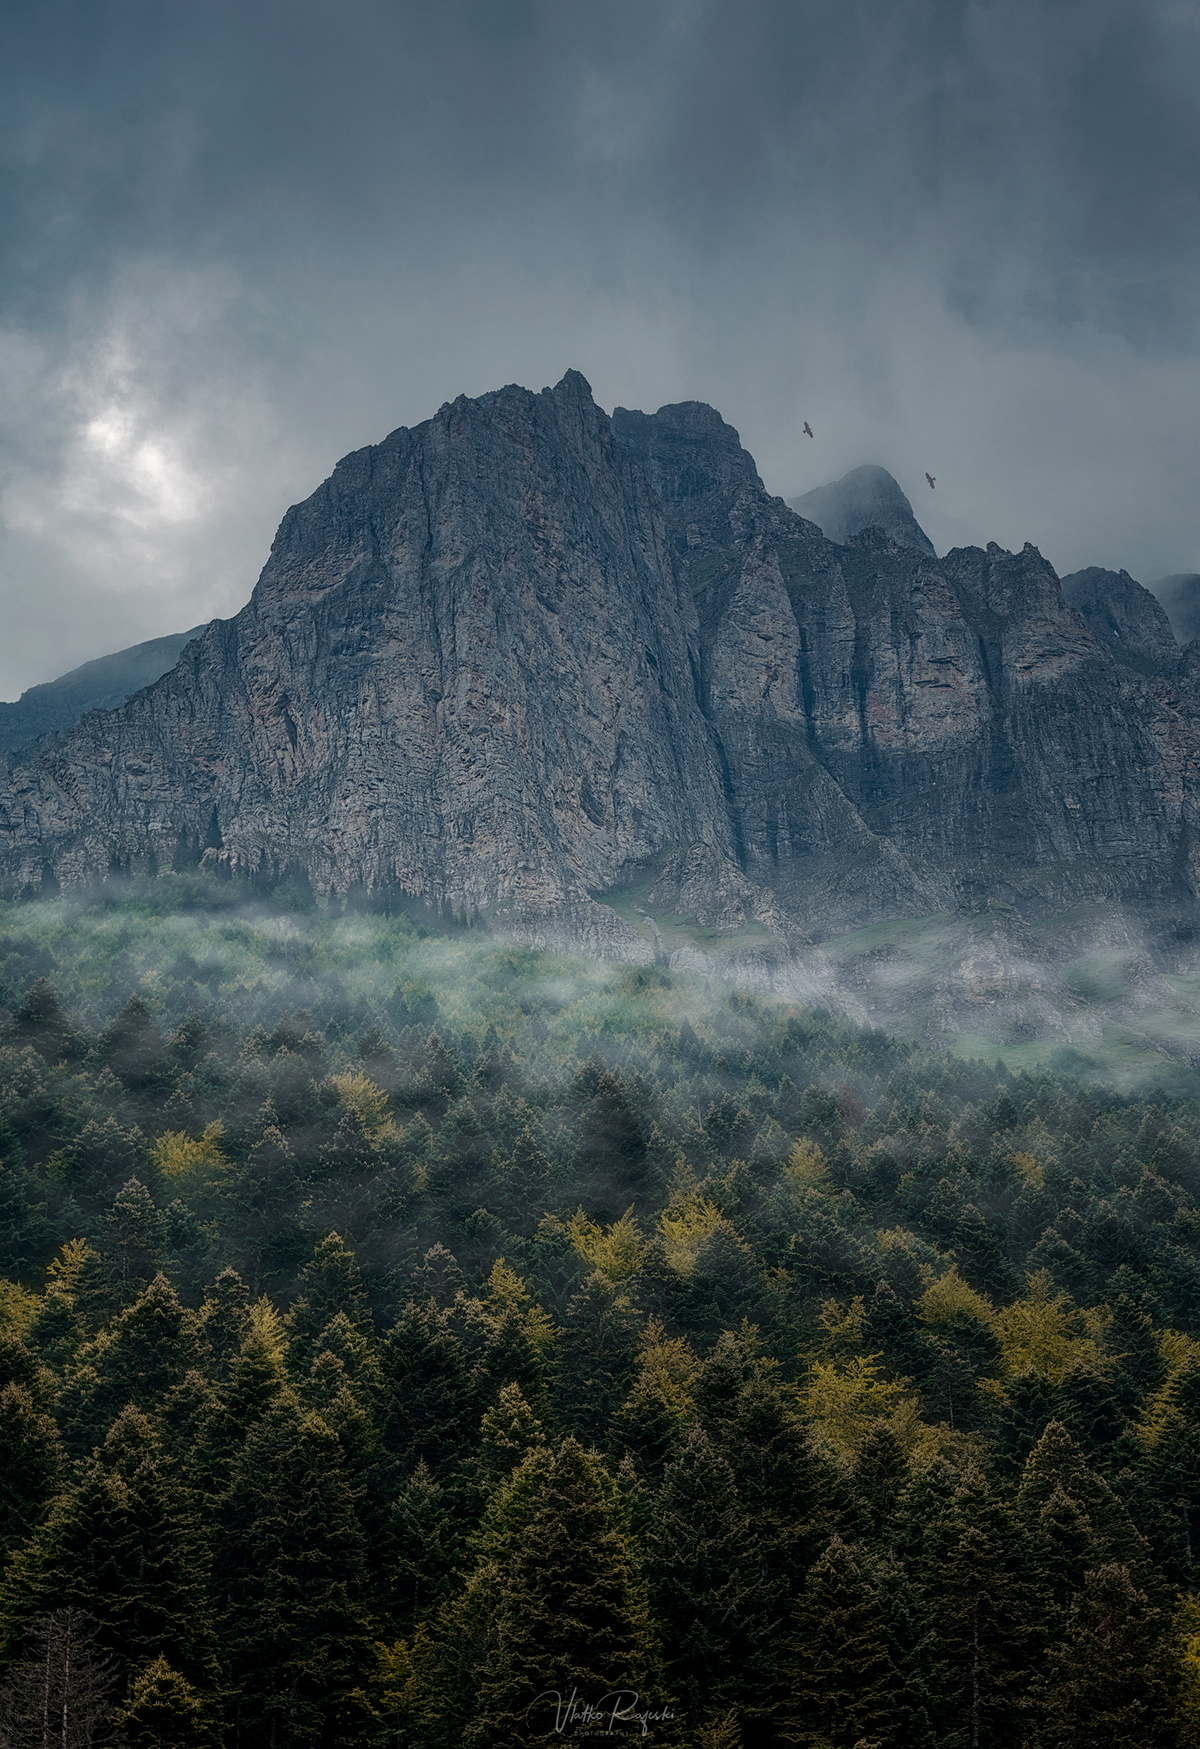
[{"xmin": 1, "ymin": 0, "xmax": 1199, "ymax": 696}]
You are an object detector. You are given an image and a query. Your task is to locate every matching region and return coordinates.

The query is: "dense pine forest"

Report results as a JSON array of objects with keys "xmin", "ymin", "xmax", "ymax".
[{"xmin": 3, "ymin": 882, "xmax": 1200, "ymax": 1743}]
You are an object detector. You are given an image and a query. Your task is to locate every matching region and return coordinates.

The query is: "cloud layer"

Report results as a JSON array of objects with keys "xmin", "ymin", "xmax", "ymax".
[{"xmin": 2, "ymin": 0, "xmax": 1198, "ymax": 695}]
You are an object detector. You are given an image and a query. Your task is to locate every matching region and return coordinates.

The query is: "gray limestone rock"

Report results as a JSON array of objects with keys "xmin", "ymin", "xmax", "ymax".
[
  {"xmin": 4, "ymin": 371, "xmax": 1200, "ymax": 962},
  {"xmin": 787, "ymin": 464, "xmax": 936, "ymax": 556},
  {"xmin": 1059, "ymin": 567, "xmax": 1179, "ymax": 676}
]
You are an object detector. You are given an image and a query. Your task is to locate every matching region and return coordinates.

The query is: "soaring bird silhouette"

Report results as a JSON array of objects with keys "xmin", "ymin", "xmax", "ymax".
[
  {"xmin": 803, "ymin": 421, "xmax": 814, "ymax": 438},
  {"xmin": 925, "ymin": 472, "xmax": 936, "ymax": 489}
]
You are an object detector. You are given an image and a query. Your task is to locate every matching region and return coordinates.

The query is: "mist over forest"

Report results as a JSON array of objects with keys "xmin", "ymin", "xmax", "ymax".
[{"xmin": 0, "ymin": 875, "xmax": 1198, "ymax": 1742}]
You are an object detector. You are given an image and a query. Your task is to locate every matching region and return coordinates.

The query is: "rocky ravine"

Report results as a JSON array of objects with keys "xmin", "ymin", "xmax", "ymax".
[{"xmin": 5, "ymin": 370, "xmax": 1200, "ymax": 997}]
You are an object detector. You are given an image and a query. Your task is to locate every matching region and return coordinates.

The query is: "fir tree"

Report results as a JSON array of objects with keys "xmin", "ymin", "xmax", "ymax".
[
  {"xmin": 647, "ymin": 1427, "xmax": 770, "ymax": 1723},
  {"xmin": 112, "ymin": 1655, "xmax": 209, "ymax": 1748},
  {"xmin": 286, "ymin": 1232, "xmax": 372, "ymax": 1356},
  {"xmin": 98, "ymin": 1178, "xmax": 165, "ymax": 1290},
  {"xmin": 780, "ymin": 1535, "xmax": 903, "ymax": 1748},
  {"xmin": 10, "ymin": 979, "xmax": 80, "ymax": 1061},
  {"xmin": 915, "ymin": 1464, "xmax": 1033, "ymax": 1748},
  {"xmin": 195, "ymin": 1267, "xmax": 253, "ymax": 1377},
  {"xmin": 387, "ymin": 1460, "xmax": 462, "ymax": 1624},
  {"xmin": 380, "ymin": 1298, "xmax": 481, "ymax": 1475},
  {"xmin": 1018, "ymin": 1421, "xmax": 1147, "ymax": 1577},
  {"xmin": 426, "ymin": 1439, "xmax": 662, "ymax": 1747},
  {"xmin": 217, "ymin": 1394, "xmax": 371, "ymax": 1745},
  {"xmin": 1138, "ymin": 1362, "xmax": 1200, "ymax": 1584},
  {"xmin": 853, "ymin": 1422, "xmax": 908, "ymax": 1537},
  {"xmin": 60, "ymin": 1273, "xmax": 202, "ymax": 1448},
  {"xmin": 554, "ymin": 1271, "xmax": 641, "ymax": 1445},
  {"xmin": 1037, "ymin": 1563, "xmax": 1182, "ymax": 1748},
  {"xmin": 1, "ymin": 1406, "xmax": 216, "ymax": 1691},
  {"xmin": 0, "ymin": 1382, "xmax": 65, "ymax": 1553},
  {"xmin": 99, "ymin": 995, "xmax": 167, "ymax": 1092},
  {"xmin": 478, "ymin": 1381, "xmax": 546, "ymax": 1483}
]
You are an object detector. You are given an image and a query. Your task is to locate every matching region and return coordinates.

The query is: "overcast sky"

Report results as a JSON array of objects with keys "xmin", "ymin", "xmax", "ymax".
[{"xmin": 2, "ymin": 0, "xmax": 1199, "ymax": 697}]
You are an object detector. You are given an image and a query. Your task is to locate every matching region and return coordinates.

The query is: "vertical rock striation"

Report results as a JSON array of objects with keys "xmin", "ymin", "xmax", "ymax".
[{"xmin": 4, "ymin": 371, "xmax": 1200, "ymax": 951}]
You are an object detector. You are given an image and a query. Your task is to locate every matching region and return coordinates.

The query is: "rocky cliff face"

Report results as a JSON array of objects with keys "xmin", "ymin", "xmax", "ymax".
[
  {"xmin": 5, "ymin": 372, "xmax": 1200, "ymax": 958},
  {"xmin": 1059, "ymin": 567, "xmax": 1179, "ymax": 676}
]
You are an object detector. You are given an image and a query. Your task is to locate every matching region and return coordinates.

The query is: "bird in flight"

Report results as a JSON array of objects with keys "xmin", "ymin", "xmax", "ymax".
[
  {"xmin": 803, "ymin": 421, "xmax": 814, "ymax": 438},
  {"xmin": 925, "ymin": 472, "xmax": 936, "ymax": 489}
]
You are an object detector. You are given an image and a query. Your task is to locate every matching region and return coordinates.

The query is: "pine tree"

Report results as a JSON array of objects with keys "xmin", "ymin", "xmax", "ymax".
[
  {"xmin": 780, "ymin": 1535, "xmax": 903, "ymax": 1748},
  {"xmin": 915, "ymin": 1464, "xmax": 1033, "ymax": 1748},
  {"xmin": 0, "ymin": 1610, "xmax": 116, "ymax": 1748},
  {"xmin": 429, "ymin": 1439, "xmax": 662, "ymax": 1748},
  {"xmin": 111, "ymin": 1655, "xmax": 209, "ymax": 1748},
  {"xmin": 286, "ymin": 1232, "xmax": 372, "ymax": 1357},
  {"xmin": 555, "ymin": 1271, "xmax": 640, "ymax": 1445},
  {"xmin": 647, "ymin": 1427, "xmax": 770, "ymax": 1723},
  {"xmin": 0, "ymin": 1382, "xmax": 65, "ymax": 1553},
  {"xmin": 217, "ymin": 1394, "xmax": 371, "ymax": 1745},
  {"xmin": 1, "ymin": 1406, "xmax": 216, "ymax": 1690},
  {"xmin": 1037, "ymin": 1563, "xmax": 1182, "ymax": 1748}
]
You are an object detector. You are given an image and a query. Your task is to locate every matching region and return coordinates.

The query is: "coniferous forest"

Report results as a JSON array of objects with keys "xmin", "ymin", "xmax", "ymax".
[{"xmin": 3, "ymin": 884, "xmax": 1200, "ymax": 1743}]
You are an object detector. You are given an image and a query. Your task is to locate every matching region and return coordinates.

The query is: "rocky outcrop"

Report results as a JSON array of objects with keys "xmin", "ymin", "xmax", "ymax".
[
  {"xmin": 1059, "ymin": 567, "xmax": 1179, "ymax": 676},
  {"xmin": 5, "ymin": 371, "xmax": 1200, "ymax": 955},
  {"xmin": 788, "ymin": 464, "xmax": 935, "ymax": 556},
  {"xmin": 0, "ymin": 627, "xmax": 211, "ymax": 754}
]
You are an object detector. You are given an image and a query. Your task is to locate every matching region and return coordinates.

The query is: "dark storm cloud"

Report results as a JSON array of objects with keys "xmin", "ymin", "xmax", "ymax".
[{"xmin": 2, "ymin": 0, "xmax": 1199, "ymax": 694}]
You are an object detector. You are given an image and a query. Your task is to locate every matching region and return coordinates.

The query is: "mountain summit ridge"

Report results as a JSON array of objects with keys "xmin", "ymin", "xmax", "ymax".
[{"xmin": 4, "ymin": 371, "xmax": 1200, "ymax": 966}]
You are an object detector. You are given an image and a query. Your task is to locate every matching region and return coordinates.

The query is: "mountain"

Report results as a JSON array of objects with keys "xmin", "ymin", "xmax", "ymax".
[
  {"xmin": 787, "ymin": 463, "xmax": 935, "ymax": 556},
  {"xmin": 0, "ymin": 626, "xmax": 211, "ymax": 754},
  {"xmin": 4, "ymin": 370, "xmax": 1200, "ymax": 983},
  {"xmin": 1151, "ymin": 572, "xmax": 1200, "ymax": 645}
]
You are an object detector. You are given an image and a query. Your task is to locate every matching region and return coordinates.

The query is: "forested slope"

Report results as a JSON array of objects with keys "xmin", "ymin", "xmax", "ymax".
[{"xmin": 1, "ymin": 892, "xmax": 1200, "ymax": 1742}]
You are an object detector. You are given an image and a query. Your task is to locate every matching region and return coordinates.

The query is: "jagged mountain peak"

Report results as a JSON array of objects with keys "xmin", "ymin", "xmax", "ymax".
[
  {"xmin": 4, "ymin": 371, "xmax": 1200, "ymax": 966},
  {"xmin": 788, "ymin": 463, "xmax": 936, "ymax": 556}
]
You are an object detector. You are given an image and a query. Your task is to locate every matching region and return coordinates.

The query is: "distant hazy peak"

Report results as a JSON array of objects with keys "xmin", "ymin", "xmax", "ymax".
[
  {"xmin": 1150, "ymin": 573, "xmax": 1200, "ymax": 647},
  {"xmin": 0, "ymin": 626, "xmax": 211, "ymax": 754},
  {"xmin": 787, "ymin": 464, "xmax": 936, "ymax": 557}
]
